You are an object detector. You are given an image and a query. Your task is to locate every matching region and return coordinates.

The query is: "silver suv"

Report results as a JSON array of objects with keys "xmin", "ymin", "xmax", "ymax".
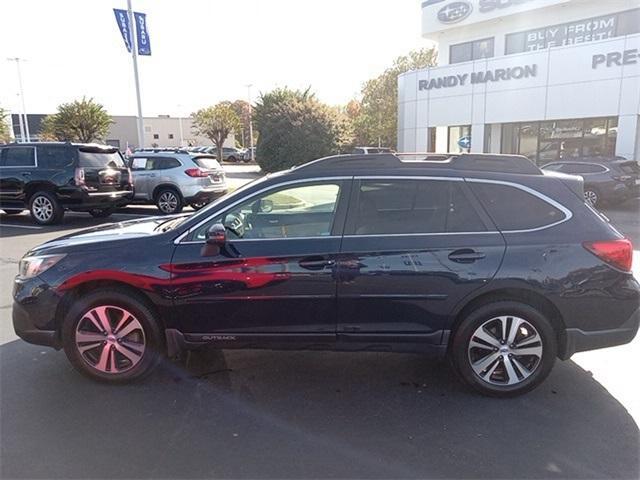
[{"xmin": 128, "ymin": 152, "xmax": 227, "ymax": 214}]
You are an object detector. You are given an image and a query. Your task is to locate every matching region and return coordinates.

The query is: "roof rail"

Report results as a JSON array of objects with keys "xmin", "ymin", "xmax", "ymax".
[{"xmin": 297, "ymin": 152, "xmax": 541, "ymax": 175}]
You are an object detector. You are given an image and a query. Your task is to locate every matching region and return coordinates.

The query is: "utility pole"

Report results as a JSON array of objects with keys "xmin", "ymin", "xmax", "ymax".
[
  {"xmin": 246, "ymin": 84, "xmax": 255, "ymax": 163},
  {"xmin": 177, "ymin": 104, "xmax": 184, "ymax": 147},
  {"xmin": 127, "ymin": 0, "xmax": 145, "ymax": 149},
  {"xmin": 7, "ymin": 57, "xmax": 30, "ymax": 142}
]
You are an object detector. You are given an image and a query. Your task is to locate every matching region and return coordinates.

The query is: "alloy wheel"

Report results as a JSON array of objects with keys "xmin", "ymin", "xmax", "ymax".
[
  {"xmin": 158, "ymin": 192, "xmax": 178, "ymax": 213},
  {"xmin": 584, "ymin": 190, "xmax": 598, "ymax": 207},
  {"xmin": 75, "ymin": 305, "xmax": 146, "ymax": 374},
  {"xmin": 32, "ymin": 196, "xmax": 54, "ymax": 222},
  {"xmin": 467, "ymin": 316, "xmax": 543, "ymax": 386}
]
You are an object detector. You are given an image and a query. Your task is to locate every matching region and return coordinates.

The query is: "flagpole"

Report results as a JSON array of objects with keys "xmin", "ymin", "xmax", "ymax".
[{"xmin": 127, "ymin": 0, "xmax": 144, "ymax": 149}]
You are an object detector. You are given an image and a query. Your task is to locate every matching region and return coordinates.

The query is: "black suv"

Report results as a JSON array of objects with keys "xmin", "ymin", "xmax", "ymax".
[
  {"xmin": 0, "ymin": 142, "xmax": 134, "ymax": 224},
  {"xmin": 12, "ymin": 153, "xmax": 639, "ymax": 396}
]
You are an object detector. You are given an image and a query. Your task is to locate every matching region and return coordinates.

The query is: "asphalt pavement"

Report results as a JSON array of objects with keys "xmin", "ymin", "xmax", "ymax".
[{"xmin": 0, "ymin": 170, "xmax": 638, "ymax": 479}]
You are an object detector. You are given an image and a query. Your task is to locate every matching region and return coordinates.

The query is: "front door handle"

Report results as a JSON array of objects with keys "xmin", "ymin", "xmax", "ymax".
[
  {"xmin": 299, "ymin": 257, "xmax": 335, "ymax": 270},
  {"xmin": 448, "ymin": 249, "xmax": 486, "ymax": 264}
]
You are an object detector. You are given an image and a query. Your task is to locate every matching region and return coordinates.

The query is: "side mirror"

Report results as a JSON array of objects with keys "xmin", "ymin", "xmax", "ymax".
[{"xmin": 205, "ymin": 223, "xmax": 226, "ymax": 246}]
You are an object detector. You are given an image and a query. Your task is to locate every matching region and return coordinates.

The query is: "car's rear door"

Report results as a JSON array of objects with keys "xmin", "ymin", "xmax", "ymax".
[
  {"xmin": 169, "ymin": 178, "xmax": 352, "ymax": 344},
  {"xmin": 336, "ymin": 176, "xmax": 506, "ymax": 347},
  {"xmin": 129, "ymin": 157, "xmax": 154, "ymax": 200}
]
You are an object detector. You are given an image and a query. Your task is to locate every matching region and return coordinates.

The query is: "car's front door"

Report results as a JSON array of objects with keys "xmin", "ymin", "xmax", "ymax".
[
  {"xmin": 337, "ymin": 177, "xmax": 506, "ymax": 347},
  {"xmin": 0, "ymin": 146, "xmax": 37, "ymax": 207},
  {"xmin": 169, "ymin": 178, "xmax": 351, "ymax": 344},
  {"xmin": 129, "ymin": 157, "xmax": 154, "ymax": 200}
]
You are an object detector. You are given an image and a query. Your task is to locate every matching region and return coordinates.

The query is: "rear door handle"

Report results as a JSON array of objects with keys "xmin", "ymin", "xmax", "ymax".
[
  {"xmin": 21, "ymin": 171, "xmax": 31, "ymax": 176},
  {"xmin": 448, "ymin": 249, "xmax": 486, "ymax": 264},
  {"xmin": 299, "ymin": 257, "xmax": 336, "ymax": 270}
]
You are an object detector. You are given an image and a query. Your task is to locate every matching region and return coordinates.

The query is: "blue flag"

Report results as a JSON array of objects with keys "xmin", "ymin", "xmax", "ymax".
[
  {"xmin": 134, "ymin": 12, "xmax": 151, "ymax": 56},
  {"xmin": 113, "ymin": 9, "xmax": 132, "ymax": 53}
]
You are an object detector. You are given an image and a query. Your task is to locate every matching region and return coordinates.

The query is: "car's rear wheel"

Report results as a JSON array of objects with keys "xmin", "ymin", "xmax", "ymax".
[
  {"xmin": 450, "ymin": 301, "xmax": 557, "ymax": 397},
  {"xmin": 155, "ymin": 188, "xmax": 183, "ymax": 214},
  {"xmin": 584, "ymin": 188, "xmax": 600, "ymax": 208},
  {"xmin": 227, "ymin": 156, "xmax": 237, "ymax": 163},
  {"xmin": 62, "ymin": 290, "xmax": 163, "ymax": 383},
  {"xmin": 2, "ymin": 209, "xmax": 23, "ymax": 215},
  {"xmin": 89, "ymin": 207, "xmax": 116, "ymax": 218},
  {"xmin": 29, "ymin": 191, "xmax": 64, "ymax": 225}
]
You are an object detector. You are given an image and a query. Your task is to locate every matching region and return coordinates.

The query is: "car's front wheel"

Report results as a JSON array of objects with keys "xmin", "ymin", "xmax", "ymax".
[
  {"xmin": 450, "ymin": 301, "xmax": 557, "ymax": 397},
  {"xmin": 62, "ymin": 290, "xmax": 163, "ymax": 383}
]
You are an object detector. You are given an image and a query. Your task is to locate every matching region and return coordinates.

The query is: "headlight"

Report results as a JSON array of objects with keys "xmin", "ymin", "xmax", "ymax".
[{"xmin": 18, "ymin": 254, "xmax": 66, "ymax": 279}]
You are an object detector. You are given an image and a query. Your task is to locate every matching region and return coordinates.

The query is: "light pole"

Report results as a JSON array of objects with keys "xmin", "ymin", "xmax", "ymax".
[
  {"xmin": 127, "ymin": 0, "xmax": 145, "ymax": 149},
  {"xmin": 177, "ymin": 104, "xmax": 184, "ymax": 147},
  {"xmin": 246, "ymin": 84, "xmax": 255, "ymax": 163},
  {"xmin": 7, "ymin": 57, "xmax": 30, "ymax": 142}
]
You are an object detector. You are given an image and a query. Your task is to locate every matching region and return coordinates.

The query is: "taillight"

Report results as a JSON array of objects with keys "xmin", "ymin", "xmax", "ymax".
[
  {"xmin": 583, "ymin": 238, "xmax": 633, "ymax": 272},
  {"xmin": 74, "ymin": 167, "xmax": 85, "ymax": 186},
  {"xmin": 185, "ymin": 168, "xmax": 209, "ymax": 178}
]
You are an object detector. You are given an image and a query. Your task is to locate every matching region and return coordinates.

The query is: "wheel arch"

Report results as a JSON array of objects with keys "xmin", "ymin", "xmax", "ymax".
[
  {"xmin": 24, "ymin": 181, "xmax": 58, "ymax": 201},
  {"xmin": 54, "ymin": 279, "xmax": 166, "ymax": 345},
  {"xmin": 449, "ymin": 287, "xmax": 567, "ymax": 356},
  {"xmin": 152, "ymin": 183, "xmax": 183, "ymax": 201}
]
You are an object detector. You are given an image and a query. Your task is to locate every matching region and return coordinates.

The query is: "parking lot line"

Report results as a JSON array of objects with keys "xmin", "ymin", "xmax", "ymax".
[{"xmin": 0, "ymin": 224, "xmax": 43, "ymax": 230}]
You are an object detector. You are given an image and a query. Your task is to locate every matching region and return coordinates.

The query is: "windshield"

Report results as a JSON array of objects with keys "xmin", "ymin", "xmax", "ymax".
[{"xmin": 78, "ymin": 150, "xmax": 125, "ymax": 168}]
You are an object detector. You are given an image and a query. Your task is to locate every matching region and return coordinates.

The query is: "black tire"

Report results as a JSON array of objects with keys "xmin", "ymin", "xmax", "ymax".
[
  {"xmin": 584, "ymin": 188, "xmax": 601, "ymax": 208},
  {"xmin": 189, "ymin": 202, "xmax": 208, "ymax": 211},
  {"xmin": 89, "ymin": 207, "xmax": 116, "ymax": 218},
  {"xmin": 155, "ymin": 188, "xmax": 183, "ymax": 214},
  {"xmin": 61, "ymin": 289, "xmax": 163, "ymax": 383},
  {"xmin": 450, "ymin": 301, "xmax": 557, "ymax": 397},
  {"xmin": 227, "ymin": 156, "xmax": 237, "ymax": 163},
  {"xmin": 2, "ymin": 209, "xmax": 23, "ymax": 215},
  {"xmin": 28, "ymin": 191, "xmax": 64, "ymax": 225}
]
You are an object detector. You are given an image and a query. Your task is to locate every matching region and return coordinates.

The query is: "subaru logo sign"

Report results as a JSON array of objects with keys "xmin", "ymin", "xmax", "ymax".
[
  {"xmin": 457, "ymin": 136, "xmax": 471, "ymax": 149},
  {"xmin": 438, "ymin": 1, "xmax": 473, "ymax": 24}
]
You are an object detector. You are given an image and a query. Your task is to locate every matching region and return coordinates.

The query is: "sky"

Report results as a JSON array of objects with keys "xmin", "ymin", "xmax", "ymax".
[{"xmin": 1, "ymin": 0, "xmax": 431, "ymax": 117}]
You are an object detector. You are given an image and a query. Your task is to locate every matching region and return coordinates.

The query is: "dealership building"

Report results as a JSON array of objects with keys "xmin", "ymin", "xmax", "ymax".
[{"xmin": 398, "ymin": 0, "xmax": 640, "ymax": 162}]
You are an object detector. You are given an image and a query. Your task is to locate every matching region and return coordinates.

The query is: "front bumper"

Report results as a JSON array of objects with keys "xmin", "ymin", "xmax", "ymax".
[
  {"xmin": 561, "ymin": 307, "xmax": 639, "ymax": 359},
  {"xmin": 12, "ymin": 275, "xmax": 62, "ymax": 349}
]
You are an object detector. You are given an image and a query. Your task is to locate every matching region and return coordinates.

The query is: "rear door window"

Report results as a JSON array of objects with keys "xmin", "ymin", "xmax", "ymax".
[
  {"xmin": 78, "ymin": 150, "xmax": 125, "ymax": 168},
  {"xmin": 38, "ymin": 146, "xmax": 74, "ymax": 169},
  {"xmin": 0, "ymin": 147, "xmax": 36, "ymax": 167},
  {"xmin": 469, "ymin": 182, "xmax": 566, "ymax": 231},
  {"xmin": 561, "ymin": 163, "xmax": 606, "ymax": 174},
  {"xmin": 157, "ymin": 157, "xmax": 181, "ymax": 169},
  {"xmin": 347, "ymin": 179, "xmax": 486, "ymax": 235}
]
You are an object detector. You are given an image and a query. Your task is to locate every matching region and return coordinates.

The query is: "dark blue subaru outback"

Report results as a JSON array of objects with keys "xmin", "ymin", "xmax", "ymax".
[{"xmin": 12, "ymin": 153, "xmax": 639, "ymax": 396}]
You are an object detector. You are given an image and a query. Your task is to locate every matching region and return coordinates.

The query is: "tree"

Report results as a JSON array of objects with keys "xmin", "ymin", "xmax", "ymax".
[
  {"xmin": 192, "ymin": 102, "xmax": 241, "ymax": 163},
  {"xmin": 0, "ymin": 107, "xmax": 10, "ymax": 143},
  {"xmin": 230, "ymin": 99, "xmax": 252, "ymax": 148},
  {"xmin": 39, "ymin": 97, "xmax": 112, "ymax": 143},
  {"xmin": 253, "ymin": 87, "xmax": 352, "ymax": 172},
  {"xmin": 350, "ymin": 47, "xmax": 437, "ymax": 149}
]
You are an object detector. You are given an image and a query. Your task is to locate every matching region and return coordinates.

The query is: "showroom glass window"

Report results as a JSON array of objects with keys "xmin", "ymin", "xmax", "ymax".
[
  {"xmin": 501, "ymin": 117, "xmax": 617, "ymax": 164},
  {"xmin": 450, "ymin": 38, "xmax": 494, "ymax": 64},
  {"xmin": 448, "ymin": 125, "xmax": 471, "ymax": 153}
]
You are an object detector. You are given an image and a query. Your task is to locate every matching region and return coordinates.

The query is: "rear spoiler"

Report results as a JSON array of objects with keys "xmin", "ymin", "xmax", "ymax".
[{"xmin": 543, "ymin": 170, "xmax": 584, "ymax": 199}]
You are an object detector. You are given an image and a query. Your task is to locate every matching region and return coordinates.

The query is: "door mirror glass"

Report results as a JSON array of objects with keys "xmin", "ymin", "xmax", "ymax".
[{"xmin": 205, "ymin": 223, "xmax": 226, "ymax": 246}]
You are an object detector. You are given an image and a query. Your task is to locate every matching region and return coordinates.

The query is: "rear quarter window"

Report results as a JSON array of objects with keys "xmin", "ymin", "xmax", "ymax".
[
  {"xmin": 470, "ymin": 182, "xmax": 566, "ymax": 231},
  {"xmin": 0, "ymin": 146, "xmax": 36, "ymax": 167}
]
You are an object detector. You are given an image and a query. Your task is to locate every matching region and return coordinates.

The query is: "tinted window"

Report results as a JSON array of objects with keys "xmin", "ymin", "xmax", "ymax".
[
  {"xmin": 1, "ymin": 147, "xmax": 36, "ymax": 167},
  {"xmin": 561, "ymin": 163, "xmax": 606, "ymax": 174},
  {"xmin": 350, "ymin": 180, "xmax": 486, "ymax": 235},
  {"xmin": 470, "ymin": 183, "xmax": 565, "ymax": 231},
  {"xmin": 616, "ymin": 161, "xmax": 640, "ymax": 175},
  {"xmin": 38, "ymin": 146, "xmax": 74, "ymax": 169},
  {"xmin": 78, "ymin": 150, "xmax": 125, "ymax": 168},
  {"xmin": 157, "ymin": 157, "xmax": 181, "ymax": 169},
  {"xmin": 450, "ymin": 42, "xmax": 472, "ymax": 63},
  {"xmin": 192, "ymin": 182, "xmax": 342, "ymax": 241}
]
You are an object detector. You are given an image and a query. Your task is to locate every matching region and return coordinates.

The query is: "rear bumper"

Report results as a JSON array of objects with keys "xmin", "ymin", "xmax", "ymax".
[
  {"xmin": 560, "ymin": 307, "xmax": 639, "ymax": 359},
  {"xmin": 184, "ymin": 186, "xmax": 228, "ymax": 204},
  {"xmin": 60, "ymin": 189, "xmax": 134, "ymax": 211}
]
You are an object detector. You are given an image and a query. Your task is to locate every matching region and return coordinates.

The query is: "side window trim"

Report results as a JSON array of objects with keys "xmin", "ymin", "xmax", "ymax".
[
  {"xmin": 0, "ymin": 146, "xmax": 38, "ymax": 168},
  {"xmin": 175, "ymin": 176, "xmax": 353, "ymax": 244},
  {"xmin": 343, "ymin": 176, "xmax": 496, "ymax": 237},
  {"xmin": 465, "ymin": 178, "xmax": 573, "ymax": 233}
]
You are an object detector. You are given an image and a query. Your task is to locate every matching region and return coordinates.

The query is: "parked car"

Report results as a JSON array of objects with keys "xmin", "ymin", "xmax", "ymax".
[
  {"xmin": 12, "ymin": 153, "xmax": 638, "ymax": 396},
  {"xmin": 352, "ymin": 147, "xmax": 395, "ymax": 154},
  {"xmin": 0, "ymin": 142, "xmax": 134, "ymax": 225},
  {"xmin": 541, "ymin": 158, "xmax": 640, "ymax": 208},
  {"xmin": 242, "ymin": 147, "xmax": 256, "ymax": 163},
  {"xmin": 220, "ymin": 147, "xmax": 244, "ymax": 163},
  {"xmin": 128, "ymin": 152, "xmax": 227, "ymax": 213}
]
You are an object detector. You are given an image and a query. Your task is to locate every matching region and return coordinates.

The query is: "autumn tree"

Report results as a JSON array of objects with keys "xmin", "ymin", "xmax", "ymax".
[{"xmin": 192, "ymin": 102, "xmax": 241, "ymax": 162}]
